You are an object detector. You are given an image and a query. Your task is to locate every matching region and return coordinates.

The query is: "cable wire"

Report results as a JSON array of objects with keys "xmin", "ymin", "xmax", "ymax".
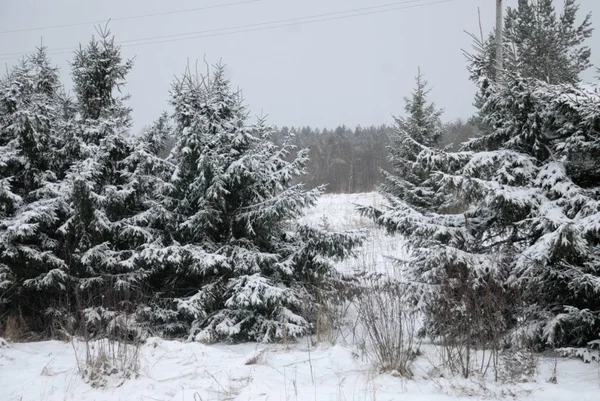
[
  {"xmin": 124, "ymin": 0, "xmax": 452, "ymax": 48},
  {"xmin": 119, "ymin": 0, "xmax": 425, "ymax": 45},
  {"xmin": 1, "ymin": 0, "xmax": 423, "ymax": 58},
  {"xmin": 0, "ymin": 0, "xmax": 452, "ymax": 61},
  {"xmin": 0, "ymin": 0, "xmax": 261, "ymax": 35}
]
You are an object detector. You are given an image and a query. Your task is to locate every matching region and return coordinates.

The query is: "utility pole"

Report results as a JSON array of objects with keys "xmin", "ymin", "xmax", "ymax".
[{"xmin": 495, "ymin": 0, "xmax": 503, "ymax": 72}]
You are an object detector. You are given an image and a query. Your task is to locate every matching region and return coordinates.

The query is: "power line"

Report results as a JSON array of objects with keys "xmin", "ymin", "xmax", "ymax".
[
  {"xmin": 0, "ymin": 0, "xmax": 423, "ymax": 58},
  {"xmin": 0, "ymin": 0, "xmax": 452, "ymax": 61},
  {"xmin": 123, "ymin": 0, "xmax": 453, "ymax": 48},
  {"xmin": 119, "ymin": 0, "xmax": 425, "ymax": 45},
  {"xmin": 0, "ymin": 0, "xmax": 261, "ymax": 35}
]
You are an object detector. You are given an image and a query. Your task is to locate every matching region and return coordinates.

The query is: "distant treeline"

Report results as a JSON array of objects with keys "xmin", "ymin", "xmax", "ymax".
[
  {"xmin": 273, "ymin": 125, "xmax": 392, "ymax": 193},
  {"xmin": 269, "ymin": 120, "xmax": 477, "ymax": 193}
]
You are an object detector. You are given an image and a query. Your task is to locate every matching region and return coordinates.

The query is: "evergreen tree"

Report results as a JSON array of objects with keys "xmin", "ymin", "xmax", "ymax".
[
  {"xmin": 0, "ymin": 48, "xmax": 71, "ymax": 331},
  {"xmin": 120, "ymin": 113, "xmax": 178, "ymax": 334},
  {"xmin": 505, "ymin": 0, "xmax": 592, "ymax": 84},
  {"xmin": 362, "ymin": 70, "xmax": 517, "ymax": 356},
  {"xmin": 465, "ymin": 69, "xmax": 600, "ymax": 347},
  {"xmin": 373, "ymin": 52, "xmax": 600, "ymax": 350},
  {"xmin": 379, "ymin": 70, "xmax": 444, "ymax": 213},
  {"xmin": 139, "ymin": 65, "xmax": 363, "ymax": 341},
  {"xmin": 72, "ymin": 26, "xmax": 133, "ymax": 121},
  {"xmin": 117, "ymin": 112, "xmax": 174, "ymax": 266},
  {"xmin": 471, "ymin": 0, "xmax": 593, "ymax": 84},
  {"xmin": 59, "ymin": 28, "xmax": 149, "ymax": 335},
  {"xmin": 467, "ymin": 1, "xmax": 593, "ymax": 159}
]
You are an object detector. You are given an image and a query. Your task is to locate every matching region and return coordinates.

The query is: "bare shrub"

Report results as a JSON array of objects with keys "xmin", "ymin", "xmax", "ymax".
[
  {"xmin": 75, "ymin": 337, "xmax": 141, "ymax": 387},
  {"xmin": 357, "ymin": 280, "xmax": 419, "ymax": 376},
  {"xmin": 314, "ymin": 286, "xmax": 354, "ymax": 345},
  {"xmin": 1, "ymin": 314, "xmax": 29, "ymax": 341},
  {"xmin": 548, "ymin": 356, "xmax": 558, "ymax": 384},
  {"xmin": 73, "ymin": 279, "xmax": 144, "ymax": 387},
  {"xmin": 427, "ymin": 258, "xmax": 514, "ymax": 379},
  {"xmin": 315, "ymin": 296, "xmax": 335, "ymax": 344},
  {"xmin": 46, "ymin": 307, "xmax": 76, "ymax": 341},
  {"xmin": 498, "ymin": 347, "xmax": 538, "ymax": 383}
]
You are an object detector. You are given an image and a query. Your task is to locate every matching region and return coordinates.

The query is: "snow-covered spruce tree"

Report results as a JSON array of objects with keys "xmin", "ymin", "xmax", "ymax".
[
  {"xmin": 379, "ymin": 69, "xmax": 444, "ymax": 213},
  {"xmin": 59, "ymin": 28, "xmax": 151, "ymax": 337},
  {"xmin": 372, "ymin": 63, "xmax": 600, "ymax": 351},
  {"xmin": 465, "ymin": 68, "xmax": 600, "ymax": 348},
  {"xmin": 138, "ymin": 65, "xmax": 363, "ymax": 342},
  {"xmin": 504, "ymin": 0, "xmax": 592, "ymax": 84},
  {"xmin": 468, "ymin": 0, "xmax": 593, "ymax": 136},
  {"xmin": 118, "ymin": 113, "xmax": 178, "ymax": 335},
  {"xmin": 361, "ymin": 71, "xmax": 515, "ymax": 370},
  {"xmin": 472, "ymin": 0, "xmax": 592, "ymax": 85},
  {"xmin": 0, "ymin": 48, "xmax": 73, "ymax": 332}
]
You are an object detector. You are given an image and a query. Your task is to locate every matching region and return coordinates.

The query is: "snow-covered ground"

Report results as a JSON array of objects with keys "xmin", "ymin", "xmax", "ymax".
[
  {"xmin": 299, "ymin": 192, "xmax": 407, "ymax": 278},
  {"xmin": 1, "ymin": 193, "xmax": 599, "ymax": 401}
]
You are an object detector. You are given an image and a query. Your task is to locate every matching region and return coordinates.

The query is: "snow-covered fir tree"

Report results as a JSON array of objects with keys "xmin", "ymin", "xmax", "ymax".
[
  {"xmin": 465, "ymin": 67, "xmax": 600, "ymax": 347},
  {"xmin": 119, "ymin": 113, "xmax": 178, "ymax": 334},
  {"xmin": 362, "ymin": 70, "xmax": 516, "ymax": 353},
  {"xmin": 138, "ymin": 65, "xmax": 363, "ymax": 342},
  {"xmin": 460, "ymin": 2, "xmax": 599, "ymax": 347},
  {"xmin": 374, "ymin": 55, "xmax": 600, "ymax": 350},
  {"xmin": 58, "ymin": 28, "xmax": 152, "ymax": 335},
  {"xmin": 0, "ymin": 48, "xmax": 72, "ymax": 331},
  {"xmin": 468, "ymin": 0, "xmax": 593, "ymax": 135},
  {"xmin": 504, "ymin": 0, "xmax": 592, "ymax": 84},
  {"xmin": 379, "ymin": 69, "xmax": 444, "ymax": 213},
  {"xmin": 472, "ymin": 0, "xmax": 593, "ymax": 85}
]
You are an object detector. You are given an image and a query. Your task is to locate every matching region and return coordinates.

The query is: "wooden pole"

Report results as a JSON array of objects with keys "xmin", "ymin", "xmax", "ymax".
[{"xmin": 495, "ymin": 0, "xmax": 503, "ymax": 72}]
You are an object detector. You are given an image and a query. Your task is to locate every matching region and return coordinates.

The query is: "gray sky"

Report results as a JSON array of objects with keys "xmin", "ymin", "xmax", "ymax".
[{"xmin": 1, "ymin": 0, "xmax": 599, "ymax": 134}]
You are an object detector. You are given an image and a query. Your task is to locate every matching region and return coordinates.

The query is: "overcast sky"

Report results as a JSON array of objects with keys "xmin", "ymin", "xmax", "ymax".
[{"xmin": 1, "ymin": 0, "xmax": 599, "ymax": 134}]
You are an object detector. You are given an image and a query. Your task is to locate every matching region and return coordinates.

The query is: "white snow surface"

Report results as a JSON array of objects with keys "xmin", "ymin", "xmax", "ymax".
[
  {"xmin": 299, "ymin": 192, "xmax": 408, "ymax": 278},
  {"xmin": 1, "ymin": 193, "xmax": 599, "ymax": 401}
]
